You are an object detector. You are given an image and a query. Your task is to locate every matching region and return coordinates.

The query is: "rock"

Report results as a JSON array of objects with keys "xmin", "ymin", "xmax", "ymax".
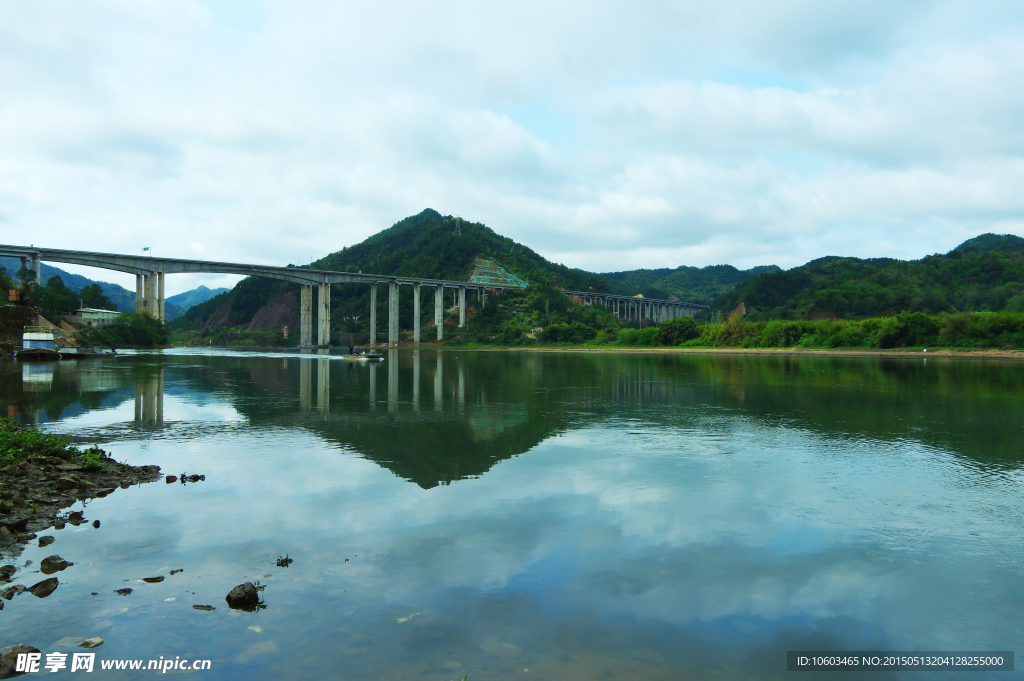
[
  {"xmin": 54, "ymin": 478, "xmax": 77, "ymax": 492},
  {"xmin": 79, "ymin": 638, "xmax": 103, "ymax": 649},
  {"xmin": 56, "ymin": 463, "xmax": 83, "ymax": 471},
  {"xmin": 67, "ymin": 511, "xmax": 85, "ymax": 525},
  {"xmin": 0, "ymin": 527, "xmax": 13, "ymax": 545},
  {"xmin": 276, "ymin": 554, "xmax": 293, "ymax": 567},
  {"xmin": 169, "ymin": 569, "xmax": 183, "ymax": 575},
  {"xmin": 37, "ymin": 536, "xmax": 55, "ymax": 548},
  {"xmin": 0, "ymin": 600, "xmax": 3, "ymax": 610},
  {"xmin": 115, "ymin": 588, "xmax": 132, "ymax": 596},
  {"xmin": 92, "ymin": 520, "xmax": 100, "ymax": 529},
  {"xmin": 40, "ymin": 555, "xmax": 73, "ymax": 575},
  {"xmin": 0, "ymin": 644, "xmax": 41, "ymax": 679},
  {"xmin": 0, "ymin": 566, "xmax": 15, "ymax": 580},
  {"xmin": 1, "ymin": 585, "xmax": 25, "ymax": 600},
  {"xmin": 0, "ymin": 519, "xmax": 28, "ymax": 533},
  {"xmin": 225, "ymin": 582, "xmax": 260, "ymax": 611},
  {"xmin": 192, "ymin": 604, "xmax": 215, "ymax": 611},
  {"xmin": 165, "ymin": 476, "xmax": 177, "ymax": 484},
  {"xmin": 142, "ymin": 576, "xmax": 164, "ymax": 583},
  {"xmin": 29, "ymin": 577, "xmax": 58, "ymax": 598}
]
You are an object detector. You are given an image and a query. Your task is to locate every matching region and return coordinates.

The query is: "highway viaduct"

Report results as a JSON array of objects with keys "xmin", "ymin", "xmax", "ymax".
[{"xmin": 2, "ymin": 245, "xmax": 706, "ymax": 347}]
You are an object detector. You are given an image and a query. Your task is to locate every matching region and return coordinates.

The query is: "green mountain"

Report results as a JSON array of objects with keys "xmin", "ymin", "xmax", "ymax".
[
  {"xmin": 166, "ymin": 285, "xmax": 229, "ymax": 312},
  {"xmin": 715, "ymin": 233, "xmax": 1024, "ymax": 319},
  {"xmin": 172, "ymin": 209, "xmax": 613, "ymax": 332},
  {"xmin": 600, "ymin": 264, "xmax": 781, "ymax": 305}
]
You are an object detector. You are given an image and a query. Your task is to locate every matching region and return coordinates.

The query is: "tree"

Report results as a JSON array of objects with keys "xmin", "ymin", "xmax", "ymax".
[
  {"xmin": 37, "ymin": 276, "xmax": 80, "ymax": 314},
  {"xmin": 657, "ymin": 317, "xmax": 700, "ymax": 345},
  {"xmin": 79, "ymin": 284, "xmax": 114, "ymax": 310}
]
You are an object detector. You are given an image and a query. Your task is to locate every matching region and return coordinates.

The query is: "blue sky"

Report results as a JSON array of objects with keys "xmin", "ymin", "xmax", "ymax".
[{"xmin": 2, "ymin": 0, "xmax": 1023, "ymax": 294}]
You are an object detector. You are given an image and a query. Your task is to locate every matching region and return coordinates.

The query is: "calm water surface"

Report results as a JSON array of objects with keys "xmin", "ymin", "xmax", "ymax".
[{"xmin": 2, "ymin": 349, "xmax": 1022, "ymax": 680}]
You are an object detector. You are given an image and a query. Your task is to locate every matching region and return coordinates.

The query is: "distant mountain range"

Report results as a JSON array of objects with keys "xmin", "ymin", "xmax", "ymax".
[
  {"xmin": 166, "ymin": 285, "xmax": 229, "ymax": 312},
  {"xmin": 1, "ymin": 258, "xmax": 228, "ymax": 319},
  {"xmin": 600, "ymin": 264, "xmax": 781, "ymax": 305}
]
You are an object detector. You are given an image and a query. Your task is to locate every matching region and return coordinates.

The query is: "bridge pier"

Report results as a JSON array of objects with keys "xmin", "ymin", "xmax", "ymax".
[
  {"xmin": 300, "ymin": 285, "xmax": 313, "ymax": 347},
  {"xmin": 435, "ymin": 285, "xmax": 444, "ymax": 341},
  {"xmin": 369, "ymin": 284, "xmax": 377, "ymax": 347},
  {"xmin": 158, "ymin": 273, "xmax": 165, "ymax": 322},
  {"xmin": 145, "ymin": 272, "xmax": 157, "ymax": 318},
  {"xmin": 388, "ymin": 281, "xmax": 399, "ymax": 347},
  {"xmin": 459, "ymin": 286, "xmax": 466, "ymax": 327},
  {"xmin": 318, "ymin": 282, "xmax": 330, "ymax": 347},
  {"xmin": 413, "ymin": 284, "xmax": 421, "ymax": 345}
]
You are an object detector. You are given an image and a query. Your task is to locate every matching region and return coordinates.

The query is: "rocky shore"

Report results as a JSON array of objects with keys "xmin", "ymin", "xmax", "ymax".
[{"xmin": 0, "ymin": 420, "xmax": 161, "ymax": 570}]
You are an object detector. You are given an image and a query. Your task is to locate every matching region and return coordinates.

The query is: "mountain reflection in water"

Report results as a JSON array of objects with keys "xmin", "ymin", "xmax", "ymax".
[{"xmin": 1, "ymin": 349, "xmax": 1021, "ymax": 680}]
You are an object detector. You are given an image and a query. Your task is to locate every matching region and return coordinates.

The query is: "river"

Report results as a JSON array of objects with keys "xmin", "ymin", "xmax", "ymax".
[{"xmin": 2, "ymin": 349, "xmax": 1021, "ymax": 679}]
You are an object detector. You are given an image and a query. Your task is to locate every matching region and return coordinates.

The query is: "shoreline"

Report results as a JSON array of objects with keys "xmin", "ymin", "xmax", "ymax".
[
  {"xmin": 465, "ymin": 345, "xmax": 1024, "ymax": 360},
  {"xmin": 158, "ymin": 344, "xmax": 1024, "ymax": 360}
]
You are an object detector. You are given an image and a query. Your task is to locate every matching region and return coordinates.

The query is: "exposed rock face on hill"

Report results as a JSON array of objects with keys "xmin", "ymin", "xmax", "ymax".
[{"xmin": 247, "ymin": 290, "xmax": 299, "ymax": 330}]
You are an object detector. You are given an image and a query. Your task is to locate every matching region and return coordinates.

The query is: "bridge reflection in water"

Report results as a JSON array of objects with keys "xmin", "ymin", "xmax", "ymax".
[
  {"xmin": 5, "ymin": 351, "xmax": 1024, "ymax": 490},
  {"xmin": 134, "ymin": 369, "xmax": 164, "ymax": 425},
  {"xmin": 297, "ymin": 350, "xmax": 468, "ymax": 418}
]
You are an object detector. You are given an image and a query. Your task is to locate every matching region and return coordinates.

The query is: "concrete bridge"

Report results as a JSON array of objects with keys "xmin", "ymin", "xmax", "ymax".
[
  {"xmin": 1, "ymin": 245, "xmax": 523, "ymax": 348},
  {"xmin": 562, "ymin": 290, "xmax": 707, "ymax": 322}
]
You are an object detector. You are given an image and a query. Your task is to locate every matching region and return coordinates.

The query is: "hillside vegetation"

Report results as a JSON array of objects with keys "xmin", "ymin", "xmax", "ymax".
[
  {"xmin": 714, "ymin": 234, "xmax": 1024, "ymax": 319},
  {"xmin": 601, "ymin": 264, "xmax": 780, "ymax": 305},
  {"xmin": 172, "ymin": 209, "xmax": 613, "ymax": 336}
]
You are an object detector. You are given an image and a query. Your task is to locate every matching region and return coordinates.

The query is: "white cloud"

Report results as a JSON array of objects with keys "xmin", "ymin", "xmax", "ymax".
[{"xmin": 1, "ymin": 0, "xmax": 1023, "ymax": 292}]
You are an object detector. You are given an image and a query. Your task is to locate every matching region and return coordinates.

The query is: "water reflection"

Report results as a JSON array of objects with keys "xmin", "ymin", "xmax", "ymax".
[
  {"xmin": 133, "ymin": 368, "xmax": 163, "ymax": 425},
  {"xmin": 1, "ymin": 351, "xmax": 1022, "ymax": 680}
]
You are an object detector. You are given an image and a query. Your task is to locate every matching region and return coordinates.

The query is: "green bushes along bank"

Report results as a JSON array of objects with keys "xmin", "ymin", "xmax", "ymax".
[{"xmin": 596, "ymin": 312, "xmax": 1024, "ymax": 350}]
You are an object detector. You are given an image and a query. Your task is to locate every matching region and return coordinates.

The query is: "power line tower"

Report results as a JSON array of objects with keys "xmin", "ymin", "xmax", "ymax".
[{"xmin": 454, "ymin": 218, "xmax": 462, "ymax": 235}]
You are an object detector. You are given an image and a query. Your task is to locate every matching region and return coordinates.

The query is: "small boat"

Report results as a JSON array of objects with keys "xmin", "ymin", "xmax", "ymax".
[
  {"xmin": 15, "ymin": 348, "xmax": 62, "ymax": 361},
  {"xmin": 15, "ymin": 327, "xmax": 62, "ymax": 361},
  {"xmin": 342, "ymin": 354, "xmax": 385, "ymax": 362}
]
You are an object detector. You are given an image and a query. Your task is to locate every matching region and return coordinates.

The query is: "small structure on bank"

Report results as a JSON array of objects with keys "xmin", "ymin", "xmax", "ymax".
[{"xmin": 63, "ymin": 307, "xmax": 123, "ymax": 328}]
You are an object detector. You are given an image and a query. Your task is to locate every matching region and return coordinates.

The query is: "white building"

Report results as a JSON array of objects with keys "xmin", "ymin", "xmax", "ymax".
[{"xmin": 65, "ymin": 307, "xmax": 123, "ymax": 328}]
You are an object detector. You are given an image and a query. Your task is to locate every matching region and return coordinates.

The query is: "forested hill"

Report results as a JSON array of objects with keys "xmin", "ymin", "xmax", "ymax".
[
  {"xmin": 600, "ymin": 264, "xmax": 781, "ymax": 305},
  {"xmin": 311, "ymin": 209, "xmax": 609, "ymax": 290},
  {"xmin": 172, "ymin": 209, "xmax": 611, "ymax": 331},
  {"xmin": 714, "ymin": 233, "xmax": 1024, "ymax": 319}
]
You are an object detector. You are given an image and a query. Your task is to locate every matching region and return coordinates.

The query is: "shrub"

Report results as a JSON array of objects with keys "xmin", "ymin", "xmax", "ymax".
[
  {"xmin": 617, "ymin": 328, "xmax": 639, "ymax": 345},
  {"xmin": 657, "ymin": 317, "xmax": 700, "ymax": 345}
]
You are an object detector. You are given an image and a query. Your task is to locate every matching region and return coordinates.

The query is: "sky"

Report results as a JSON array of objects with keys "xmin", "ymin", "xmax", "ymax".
[{"xmin": 2, "ymin": 0, "xmax": 1024, "ymax": 295}]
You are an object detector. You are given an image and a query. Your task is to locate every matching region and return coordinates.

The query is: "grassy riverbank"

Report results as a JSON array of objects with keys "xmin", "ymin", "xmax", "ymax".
[{"xmin": 0, "ymin": 419, "xmax": 107, "ymax": 470}]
